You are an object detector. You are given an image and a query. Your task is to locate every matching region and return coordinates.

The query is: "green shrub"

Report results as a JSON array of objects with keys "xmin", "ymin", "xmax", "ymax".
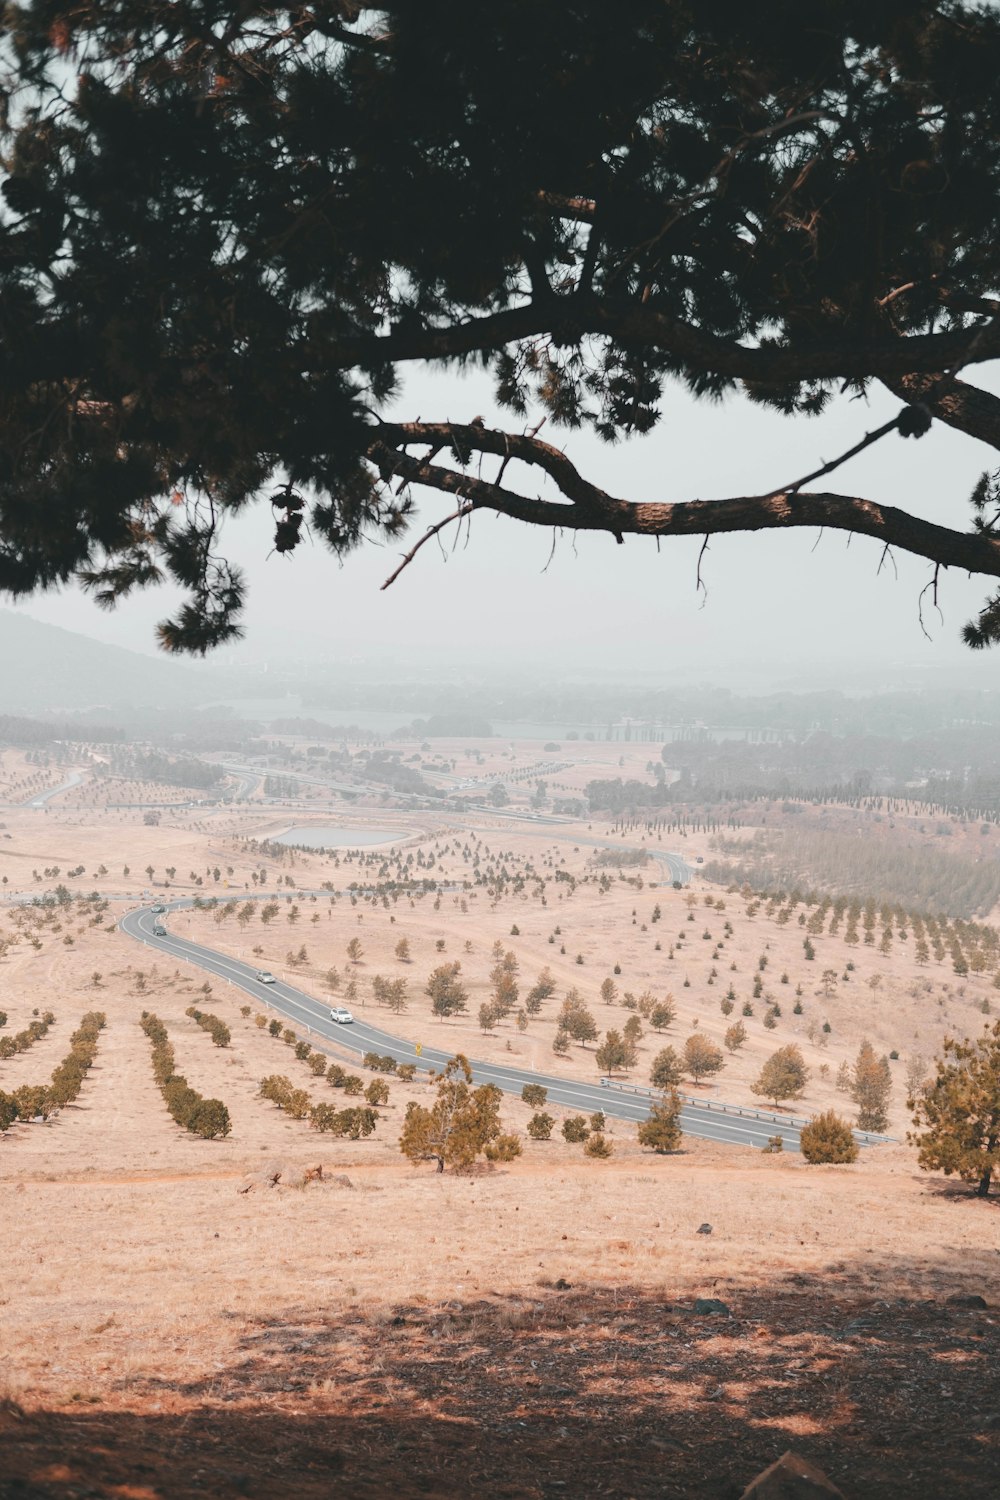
[
  {"xmin": 327, "ymin": 1063, "xmax": 347, "ymax": 1087},
  {"xmin": 187, "ymin": 1098, "xmax": 231, "ymax": 1139},
  {"xmin": 295, "ymin": 1040, "xmax": 312, "ymax": 1061},
  {"xmin": 343, "ymin": 1075, "xmax": 364, "ymax": 1096},
  {"xmin": 363, "ymin": 1052, "xmax": 398, "ymax": 1073},
  {"xmin": 309, "ymin": 1052, "xmax": 328, "ymax": 1076},
  {"xmin": 338, "ymin": 1106, "xmax": 378, "ymax": 1139},
  {"xmin": 527, "ymin": 1112, "xmax": 554, "ymax": 1140},
  {"xmin": 799, "ymin": 1111, "xmax": 859, "ymax": 1164},
  {"xmin": 0, "ymin": 1091, "xmax": 18, "ymax": 1132},
  {"xmin": 187, "ymin": 1007, "xmax": 231, "ymax": 1047},
  {"xmin": 365, "ymin": 1078, "xmax": 390, "ymax": 1106},
  {"xmin": 259, "ymin": 1074, "xmax": 293, "ymax": 1108},
  {"xmin": 397, "ymin": 1063, "xmax": 417, "ymax": 1082},
  {"xmin": 562, "ymin": 1115, "xmax": 590, "ymax": 1143},
  {"xmin": 285, "ymin": 1088, "xmax": 312, "ymax": 1120},
  {"xmin": 13, "ymin": 1084, "xmax": 52, "ymax": 1121},
  {"xmin": 309, "ymin": 1102, "xmax": 343, "ymax": 1133},
  {"xmin": 268, "ymin": 1018, "xmax": 282, "ymax": 1037},
  {"xmin": 589, "ymin": 1111, "xmax": 606, "ymax": 1133},
  {"xmin": 521, "ymin": 1083, "xmax": 548, "ymax": 1107}
]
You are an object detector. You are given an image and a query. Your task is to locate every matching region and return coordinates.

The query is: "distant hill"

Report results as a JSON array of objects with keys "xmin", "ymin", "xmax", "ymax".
[{"xmin": 0, "ymin": 610, "xmax": 219, "ymax": 714}]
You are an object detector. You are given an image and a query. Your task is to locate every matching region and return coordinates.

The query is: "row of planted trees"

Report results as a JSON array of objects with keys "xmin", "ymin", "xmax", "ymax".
[{"xmin": 0, "ymin": 1011, "xmax": 106, "ymax": 1130}]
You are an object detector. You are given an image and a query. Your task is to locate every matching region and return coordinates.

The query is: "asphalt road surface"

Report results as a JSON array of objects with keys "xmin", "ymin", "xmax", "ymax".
[{"xmin": 120, "ymin": 901, "xmax": 821, "ymax": 1150}]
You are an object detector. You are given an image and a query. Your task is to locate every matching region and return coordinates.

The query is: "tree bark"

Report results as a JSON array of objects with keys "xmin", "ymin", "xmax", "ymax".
[{"xmin": 369, "ymin": 427, "xmax": 1000, "ymax": 582}]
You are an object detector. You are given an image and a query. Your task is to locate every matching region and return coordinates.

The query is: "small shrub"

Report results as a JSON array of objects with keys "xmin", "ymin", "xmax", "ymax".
[
  {"xmin": 188, "ymin": 1098, "xmax": 232, "ymax": 1139},
  {"xmin": 259, "ymin": 1074, "xmax": 293, "ymax": 1108},
  {"xmin": 527, "ymin": 1112, "xmax": 554, "ymax": 1140},
  {"xmin": 365, "ymin": 1078, "xmax": 390, "ymax": 1106},
  {"xmin": 521, "ymin": 1083, "xmax": 548, "ymax": 1108},
  {"xmin": 485, "ymin": 1132, "xmax": 522, "ymax": 1162},
  {"xmin": 285, "ymin": 1088, "xmax": 312, "ymax": 1120},
  {"xmin": 0, "ymin": 1091, "xmax": 18, "ymax": 1132},
  {"xmin": 637, "ymin": 1093, "xmax": 682, "ymax": 1153},
  {"xmin": 562, "ymin": 1115, "xmax": 590, "ymax": 1143},
  {"xmin": 584, "ymin": 1133, "xmax": 613, "ymax": 1159},
  {"xmin": 799, "ymin": 1111, "xmax": 859, "ymax": 1165},
  {"xmin": 397, "ymin": 1063, "xmax": 417, "ymax": 1082},
  {"xmin": 363, "ymin": 1052, "xmax": 398, "ymax": 1074}
]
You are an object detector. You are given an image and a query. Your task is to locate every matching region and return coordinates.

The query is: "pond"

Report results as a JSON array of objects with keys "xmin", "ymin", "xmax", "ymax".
[{"xmin": 270, "ymin": 825, "xmax": 402, "ymax": 850}]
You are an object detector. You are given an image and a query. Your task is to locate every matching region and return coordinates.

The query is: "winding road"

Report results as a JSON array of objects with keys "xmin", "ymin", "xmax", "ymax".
[{"xmin": 119, "ymin": 899, "xmax": 890, "ymax": 1152}]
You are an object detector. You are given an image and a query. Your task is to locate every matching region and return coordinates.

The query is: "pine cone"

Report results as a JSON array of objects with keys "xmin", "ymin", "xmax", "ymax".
[{"xmin": 897, "ymin": 404, "xmax": 933, "ymax": 439}]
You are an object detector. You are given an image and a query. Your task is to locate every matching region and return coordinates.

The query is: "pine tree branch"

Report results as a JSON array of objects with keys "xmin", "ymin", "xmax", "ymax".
[
  {"xmin": 335, "ymin": 298, "xmax": 1000, "ymax": 384},
  {"xmin": 368, "ymin": 428, "xmax": 1000, "ymax": 580},
  {"xmin": 882, "ymin": 373, "xmax": 1000, "ymax": 453}
]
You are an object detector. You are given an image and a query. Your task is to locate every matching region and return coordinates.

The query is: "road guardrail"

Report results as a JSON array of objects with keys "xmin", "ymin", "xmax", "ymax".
[{"xmin": 597, "ymin": 1076, "xmax": 895, "ymax": 1144}]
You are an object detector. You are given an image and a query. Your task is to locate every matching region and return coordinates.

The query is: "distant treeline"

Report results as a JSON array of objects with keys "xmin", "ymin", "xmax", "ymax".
[
  {"xmin": 590, "ymin": 773, "xmax": 1000, "ymax": 826},
  {"xmin": 656, "ymin": 726, "xmax": 1000, "ymax": 806},
  {"xmin": 361, "ymin": 752, "xmax": 439, "ymax": 797},
  {"xmin": 104, "ymin": 750, "xmax": 224, "ymax": 789},
  {"xmin": 0, "ymin": 713, "xmax": 124, "ymax": 746},
  {"xmin": 268, "ymin": 717, "xmax": 380, "ymax": 743},
  {"xmin": 405, "ymin": 714, "xmax": 494, "ymax": 738},
  {"xmin": 703, "ymin": 828, "xmax": 1000, "ymax": 919},
  {"xmin": 299, "ymin": 684, "xmax": 1000, "ymax": 739}
]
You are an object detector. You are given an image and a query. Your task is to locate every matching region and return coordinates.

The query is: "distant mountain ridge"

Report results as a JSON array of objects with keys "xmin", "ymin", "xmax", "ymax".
[{"xmin": 0, "ymin": 610, "xmax": 219, "ymax": 713}]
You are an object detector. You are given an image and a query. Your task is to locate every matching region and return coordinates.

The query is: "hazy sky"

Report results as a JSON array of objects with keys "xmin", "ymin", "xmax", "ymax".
[{"xmin": 9, "ymin": 359, "xmax": 1000, "ymax": 691}]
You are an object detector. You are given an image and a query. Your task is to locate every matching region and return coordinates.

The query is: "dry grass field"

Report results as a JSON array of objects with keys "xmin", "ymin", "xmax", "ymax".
[{"xmin": 2, "ymin": 763, "xmax": 999, "ymax": 1497}]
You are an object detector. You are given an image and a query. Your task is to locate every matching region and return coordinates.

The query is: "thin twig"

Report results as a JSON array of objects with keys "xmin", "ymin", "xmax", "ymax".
[
  {"xmin": 766, "ymin": 415, "xmax": 901, "ymax": 500},
  {"xmin": 380, "ymin": 504, "xmax": 474, "ymax": 590},
  {"xmin": 876, "ymin": 543, "xmax": 898, "ymax": 580},
  {"xmin": 696, "ymin": 534, "xmax": 710, "ymax": 600},
  {"xmin": 917, "ymin": 562, "xmax": 943, "ymax": 640}
]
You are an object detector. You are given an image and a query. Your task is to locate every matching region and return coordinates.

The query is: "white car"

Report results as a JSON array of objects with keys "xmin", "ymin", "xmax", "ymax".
[
  {"xmin": 329, "ymin": 1006, "xmax": 354, "ymax": 1024},
  {"xmin": 255, "ymin": 970, "xmax": 277, "ymax": 985}
]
